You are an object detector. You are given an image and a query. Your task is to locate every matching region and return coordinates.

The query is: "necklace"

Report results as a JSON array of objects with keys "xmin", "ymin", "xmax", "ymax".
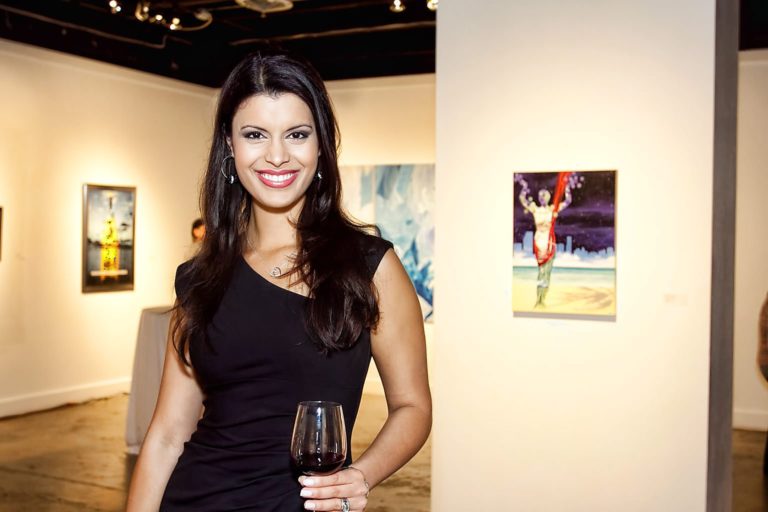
[
  {"xmin": 245, "ymin": 235, "xmax": 296, "ymax": 279},
  {"xmin": 268, "ymin": 251, "xmax": 297, "ymax": 278}
]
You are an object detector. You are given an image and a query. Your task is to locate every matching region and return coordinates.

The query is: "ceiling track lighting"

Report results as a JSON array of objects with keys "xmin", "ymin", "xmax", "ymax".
[
  {"xmin": 235, "ymin": 0, "xmax": 294, "ymax": 16},
  {"xmin": 390, "ymin": 0, "xmax": 406, "ymax": 13},
  {"xmin": 390, "ymin": 0, "xmax": 438, "ymax": 13},
  {"xmin": 111, "ymin": 1, "xmax": 212, "ymax": 32}
]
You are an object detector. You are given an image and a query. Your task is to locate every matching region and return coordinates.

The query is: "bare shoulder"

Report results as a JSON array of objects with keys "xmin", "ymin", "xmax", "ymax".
[
  {"xmin": 371, "ymin": 248, "xmax": 423, "ymax": 339},
  {"xmin": 372, "ymin": 248, "xmax": 414, "ymax": 296}
]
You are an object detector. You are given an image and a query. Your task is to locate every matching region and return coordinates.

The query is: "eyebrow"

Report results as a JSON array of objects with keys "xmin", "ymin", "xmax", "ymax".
[{"xmin": 239, "ymin": 124, "xmax": 314, "ymax": 132}]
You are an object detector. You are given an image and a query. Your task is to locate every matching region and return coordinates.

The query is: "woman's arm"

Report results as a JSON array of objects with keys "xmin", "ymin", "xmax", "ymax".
[
  {"xmin": 520, "ymin": 191, "xmax": 536, "ymax": 213},
  {"xmin": 516, "ymin": 176, "xmax": 536, "ymax": 213},
  {"xmin": 350, "ymin": 249, "xmax": 432, "ymax": 485},
  {"xmin": 125, "ymin": 315, "xmax": 205, "ymax": 512},
  {"xmin": 299, "ymin": 249, "xmax": 432, "ymax": 511}
]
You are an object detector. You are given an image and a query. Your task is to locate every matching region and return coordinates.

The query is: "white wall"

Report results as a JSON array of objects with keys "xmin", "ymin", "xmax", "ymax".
[
  {"xmin": 327, "ymin": 75, "xmax": 436, "ymax": 394},
  {"xmin": 733, "ymin": 50, "xmax": 768, "ymax": 430},
  {"xmin": 433, "ymin": 1, "xmax": 716, "ymax": 510},
  {"xmin": 328, "ymin": 75, "xmax": 435, "ymax": 166},
  {"xmin": 0, "ymin": 40, "xmax": 215, "ymax": 416}
]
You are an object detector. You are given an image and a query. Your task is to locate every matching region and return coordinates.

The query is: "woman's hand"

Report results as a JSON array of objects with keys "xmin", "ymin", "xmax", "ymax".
[{"xmin": 298, "ymin": 466, "xmax": 370, "ymax": 511}]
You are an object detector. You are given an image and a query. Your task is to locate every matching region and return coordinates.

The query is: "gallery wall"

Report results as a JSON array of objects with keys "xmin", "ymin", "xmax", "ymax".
[
  {"xmin": 433, "ymin": 0, "xmax": 718, "ymax": 510},
  {"xmin": 328, "ymin": 75, "xmax": 435, "ymax": 166},
  {"xmin": 0, "ymin": 39, "xmax": 436, "ymax": 416},
  {"xmin": 0, "ymin": 39, "xmax": 215, "ymax": 416},
  {"xmin": 733, "ymin": 50, "xmax": 768, "ymax": 430}
]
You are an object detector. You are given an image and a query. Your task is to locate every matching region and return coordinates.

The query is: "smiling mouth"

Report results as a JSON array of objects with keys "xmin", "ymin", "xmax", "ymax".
[{"xmin": 256, "ymin": 170, "xmax": 299, "ymax": 188}]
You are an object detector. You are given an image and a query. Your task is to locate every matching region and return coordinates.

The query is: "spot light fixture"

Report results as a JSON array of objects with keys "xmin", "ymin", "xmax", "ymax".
[
  {"xmin": 390, "ymin": 0, "xmax": 437, "ymax": 13},
  {"xmin": 118, "ymin": 1, "xmax": 213, "ymax": 31},
  {"xmin": 390, "ymin": 0, "xmax": 406, "ymax": 13},
  {"xmin": 235, "ymin": 0, "xmax": 294, "ymax": 15}
]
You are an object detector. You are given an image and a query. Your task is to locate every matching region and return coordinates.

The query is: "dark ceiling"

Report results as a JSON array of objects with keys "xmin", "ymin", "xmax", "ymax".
[
  {"xmin": 0, "ymin": 1, "xmax": 765, "ymax": 88},
  {"xmin": 741, "ymin": 0, "xmax": 768, "ymax": 51},
  {"xmin": 0, "ymin": 0, "xmax": 436, "ymax": 87}
]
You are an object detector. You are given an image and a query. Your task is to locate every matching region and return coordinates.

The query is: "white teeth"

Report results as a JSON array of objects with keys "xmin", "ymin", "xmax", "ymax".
[{"xmin": 260, "ymin": 173, "xmax": 296, "ymax": 183}]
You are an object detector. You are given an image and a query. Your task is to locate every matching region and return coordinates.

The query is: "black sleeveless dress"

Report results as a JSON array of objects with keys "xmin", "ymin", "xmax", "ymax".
[{"xmin": 159, "ymin": 235, "xmax": 392, "ymax": 511}]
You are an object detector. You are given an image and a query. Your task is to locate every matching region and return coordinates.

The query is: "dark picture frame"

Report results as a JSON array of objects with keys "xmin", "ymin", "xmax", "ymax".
[{"xmin": 82, "ymin": 184, "xmax": 136, "ymax": 293}]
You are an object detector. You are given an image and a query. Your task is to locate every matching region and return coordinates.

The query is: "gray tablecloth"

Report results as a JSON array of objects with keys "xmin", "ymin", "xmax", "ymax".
[{"xmin": 125, "ymin": 306, "xmax": 173, "ymax": 454}]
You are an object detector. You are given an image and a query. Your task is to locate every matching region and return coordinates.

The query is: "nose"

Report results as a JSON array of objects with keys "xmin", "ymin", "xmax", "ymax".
[{"xmin": 265, "ymin": 139, "xmax": 289, "ymax": 167}]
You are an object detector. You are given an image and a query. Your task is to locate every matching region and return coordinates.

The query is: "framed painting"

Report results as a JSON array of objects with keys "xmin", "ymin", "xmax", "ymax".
[
  {"xmin": 512, "ymin": 170, "xmax": 616, "ymax": 320},
  {"xmin": 82, "ymin": 184, "xmax": 136, "ymax": 293},
  {"xmin": 341, "ymin": 164, "xmax": 435, "ymax": 322}
]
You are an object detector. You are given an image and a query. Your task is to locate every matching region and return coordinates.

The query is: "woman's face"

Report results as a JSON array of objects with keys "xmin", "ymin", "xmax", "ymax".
[
  {"xmin": 228, "ymin": 93, "xmax": 320, "ymax": 214},
  {"xmin": 538, "ymin": 189, "xmax": 551, "ymax": 206}
]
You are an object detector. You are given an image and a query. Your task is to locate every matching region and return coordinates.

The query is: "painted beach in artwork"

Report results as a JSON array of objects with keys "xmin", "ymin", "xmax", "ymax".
[
  {"xmin": 341, "ymin": 164, "xmax": 435, "ymax": 322},
  {"xmin": 512, "ymin": 170, "xmax": 616, "ymax": 319}
]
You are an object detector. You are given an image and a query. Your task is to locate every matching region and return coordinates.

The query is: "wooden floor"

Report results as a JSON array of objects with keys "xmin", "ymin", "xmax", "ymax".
[
  {"xmin": 0, "ymin": 394, "xmax": 430, "ymax": 512},
  {"xmin": 0, "ymin": 395, "xmax": 765, "ymax": 511},
  {"xmin": 734, "ymin": 429, "xmax": 768, "ymax": 512}
]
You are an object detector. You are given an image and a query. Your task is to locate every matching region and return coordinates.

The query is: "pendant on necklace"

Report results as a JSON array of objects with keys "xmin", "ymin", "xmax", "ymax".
[{"xmin": 270, "ymin": 266, "xmax": 282, "ymax": 278}]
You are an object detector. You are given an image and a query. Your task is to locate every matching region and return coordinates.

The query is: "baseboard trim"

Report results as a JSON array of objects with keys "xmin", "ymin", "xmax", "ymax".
[
  {"xmin": 0, "ymin": 377, "xmax": 131, "ymax": 418},
  {"xmin": 733, "ymin": 407, "xmax": 768, "ymax": 431}
]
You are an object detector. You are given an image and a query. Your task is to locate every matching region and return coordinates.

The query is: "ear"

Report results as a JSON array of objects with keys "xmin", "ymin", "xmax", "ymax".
[{"xmin": 225, "ymin": 136, "xmax": 233, "ymax": 155}]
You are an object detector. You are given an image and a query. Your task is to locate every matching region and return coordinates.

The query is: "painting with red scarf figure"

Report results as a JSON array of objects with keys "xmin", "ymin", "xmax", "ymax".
[{"xmin": 513, "ymin": 170, "xmax": 616, "ymax": 319}]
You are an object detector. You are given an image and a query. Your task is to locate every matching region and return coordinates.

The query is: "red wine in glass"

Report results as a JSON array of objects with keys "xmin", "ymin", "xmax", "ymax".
[
  {"xmin": 291, "ymin": 451, "xmax": 346, "ymax": 475},
  {"xmin": 290, "ymin": 401, "xmax": 347, "ymax": 476}
]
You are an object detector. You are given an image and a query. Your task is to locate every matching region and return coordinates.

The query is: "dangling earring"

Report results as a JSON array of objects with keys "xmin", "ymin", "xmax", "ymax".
[
  {"xmin": 315, "ymin": 169, "xmax": 323, "ymax": 182},
  {"xmin": 220, "ymin": 155, "xmax": 237, "ymax": 184}
]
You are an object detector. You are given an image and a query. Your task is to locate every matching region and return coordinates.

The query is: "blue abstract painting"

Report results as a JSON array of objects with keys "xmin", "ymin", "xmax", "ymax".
[{"xmin": 341, "ymin": 164, "xmax": 435, "ymax": 322}]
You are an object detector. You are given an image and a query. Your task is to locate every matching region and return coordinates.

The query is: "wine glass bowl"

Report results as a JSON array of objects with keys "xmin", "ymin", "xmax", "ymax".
[{"xmin": 290, "ymin": 401, "xmax": 347, "ymax": 476}]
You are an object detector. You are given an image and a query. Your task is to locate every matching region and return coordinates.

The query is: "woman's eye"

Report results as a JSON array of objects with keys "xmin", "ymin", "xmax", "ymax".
[
  {"xmin": 287, "ymin": 131, "xmax": 309, "ymax": 140},
  {"xmin": 244, "ymin": 131, "xmax": 265, "ymax": 140}
]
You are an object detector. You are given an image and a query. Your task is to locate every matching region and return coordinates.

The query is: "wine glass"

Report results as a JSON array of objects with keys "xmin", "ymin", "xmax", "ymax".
[{"xmin": 290, "ymin": 401, "xmax": 347, "ymax": 475}]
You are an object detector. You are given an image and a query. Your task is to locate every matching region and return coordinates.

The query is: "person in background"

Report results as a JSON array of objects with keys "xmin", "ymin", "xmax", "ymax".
[
  {"xmin": 190, "ymin": 218, "xmax": 205, "ymax": 243},
  {"xmin": 759, "ymin": 292, "xmax": 768, "ymax": 475},
  {"xmin": 125, "ymin": 50, "xmax": 431, "ymax": 512}
]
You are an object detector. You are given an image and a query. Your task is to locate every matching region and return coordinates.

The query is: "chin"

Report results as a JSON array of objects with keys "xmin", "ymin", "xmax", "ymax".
[{"xmin": 252, "ymin": 192, "xmax": 307, "ymax": 213}]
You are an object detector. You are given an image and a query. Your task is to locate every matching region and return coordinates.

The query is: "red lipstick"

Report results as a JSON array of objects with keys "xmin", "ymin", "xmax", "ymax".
[{"xmin": 256, "ymin": 169, "xmax": 299, "ymax": 189}]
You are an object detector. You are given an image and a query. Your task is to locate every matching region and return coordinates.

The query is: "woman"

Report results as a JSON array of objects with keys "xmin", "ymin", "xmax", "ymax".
[
  {"xmin": 126, "ymin": 51, "xmax": 431, "ymax": 512},
  {"xmin": 760, "ymin": 292, "xmax": 768, "ymax": 474},
  {"xmin": 517, "ymin": 173, "xmax": 573, "ymax": 307}
]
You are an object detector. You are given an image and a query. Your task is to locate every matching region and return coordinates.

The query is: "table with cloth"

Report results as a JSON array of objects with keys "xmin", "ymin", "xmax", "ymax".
[{"xmin": 125, "ymin": 306, "xmax": 173, "ymax": 455}]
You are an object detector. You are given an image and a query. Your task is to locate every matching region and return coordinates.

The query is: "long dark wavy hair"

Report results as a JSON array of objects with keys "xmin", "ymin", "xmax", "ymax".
[{"xmin": 172, "ymin": 51, "xmax": 381, "ymax": 364}]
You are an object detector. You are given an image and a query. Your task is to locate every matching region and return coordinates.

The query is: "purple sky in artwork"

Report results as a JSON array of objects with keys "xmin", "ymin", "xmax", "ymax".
[{"xmin": 513, "ymin": 170, "xmax": 616, "ymax": 253}]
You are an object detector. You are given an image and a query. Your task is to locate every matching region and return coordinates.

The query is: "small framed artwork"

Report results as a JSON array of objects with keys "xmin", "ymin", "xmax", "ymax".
[
  {"xmin": 82, "ymin": 184, "xmax": 136, "ymax": 293},
  {"xmin": 513, "ymin": 170, "xmax": 617, "ymax": 320}
]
